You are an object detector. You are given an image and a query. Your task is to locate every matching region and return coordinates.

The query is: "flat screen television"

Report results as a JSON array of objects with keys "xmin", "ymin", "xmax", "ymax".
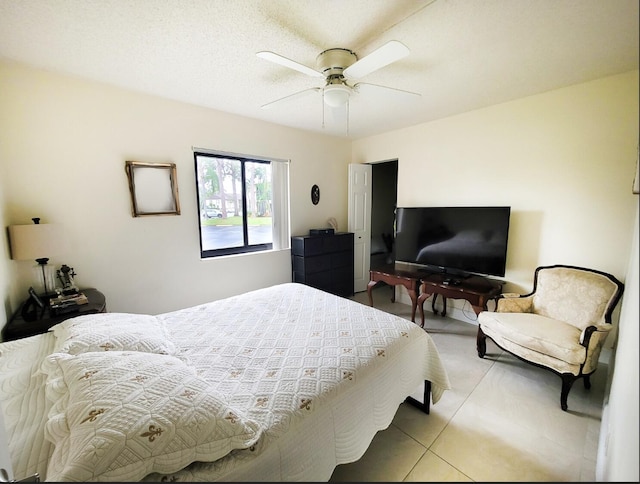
[{"xmin": 394, "ymin": 206, "xmax": 511, "ymax": 280}]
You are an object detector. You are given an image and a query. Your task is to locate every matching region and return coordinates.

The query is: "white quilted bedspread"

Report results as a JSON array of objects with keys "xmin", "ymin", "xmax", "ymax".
[
  {"xmin": 0, "ymin": 283, "xmax": 450, "ymax": 482},
  {"xmin": 146, "ymin": 283, "xmax": 450, "ymax": 481}
]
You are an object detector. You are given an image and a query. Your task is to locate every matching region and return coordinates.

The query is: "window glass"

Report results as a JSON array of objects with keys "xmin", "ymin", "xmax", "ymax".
[{"xmin": 195, "ymin": 151, "xmax": 287, "ymax": 258}]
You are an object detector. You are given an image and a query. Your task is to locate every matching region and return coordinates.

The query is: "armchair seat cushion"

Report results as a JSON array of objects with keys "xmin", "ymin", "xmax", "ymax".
[{"xmin": 478, "ymin": 312, "xmax": 585, "ymax": 366}]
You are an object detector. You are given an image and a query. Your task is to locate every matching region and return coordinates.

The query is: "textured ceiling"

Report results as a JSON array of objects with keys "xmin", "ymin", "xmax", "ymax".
[{"xmin": 0, "ymin": 0, "xmax": 638, "ymax": 139}]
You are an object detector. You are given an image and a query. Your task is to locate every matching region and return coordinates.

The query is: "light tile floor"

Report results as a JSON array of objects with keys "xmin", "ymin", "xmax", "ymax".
[{"xmin": 329, "ymin": 287, "xmax": 606, "ymax": 482}]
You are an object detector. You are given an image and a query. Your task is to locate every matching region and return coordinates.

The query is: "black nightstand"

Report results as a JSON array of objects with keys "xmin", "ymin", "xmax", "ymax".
[{"xmin": 2, "ymin": 288, "xmax": 107, "ymax": 342}]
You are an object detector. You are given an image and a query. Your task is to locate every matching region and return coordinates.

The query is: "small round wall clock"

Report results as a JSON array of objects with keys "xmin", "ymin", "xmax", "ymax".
[{"xmin": 311, "ymin": 184, "xmax": 320, "ymax": 205}]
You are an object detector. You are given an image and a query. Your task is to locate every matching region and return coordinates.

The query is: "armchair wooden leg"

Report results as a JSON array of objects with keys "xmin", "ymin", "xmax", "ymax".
[
  {"xmin": 560, "ymin": 374, "xmax": 577, "ymax": 411},
  {"xmin": 477, "ymin": 326, "xmax": 487, "ymax": 358}
]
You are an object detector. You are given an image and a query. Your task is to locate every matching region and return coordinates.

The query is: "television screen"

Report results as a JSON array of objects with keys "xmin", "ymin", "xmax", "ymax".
[{"xmin": 394, "ymin": 206, "xmax": 511, "ymax": 278}]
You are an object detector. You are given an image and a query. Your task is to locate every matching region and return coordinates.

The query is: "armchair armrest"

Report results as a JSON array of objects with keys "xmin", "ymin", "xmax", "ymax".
[
  {"xmin": 496, "ymin": 294, "xmax": 534, "ymax": 313},
  {"xmin": 581, "ymin": 323, "xmax": 613, "ymax": 374},
  {"xmin": 579, "ymin": 323, "xmax": 612, "ymax": 346}
]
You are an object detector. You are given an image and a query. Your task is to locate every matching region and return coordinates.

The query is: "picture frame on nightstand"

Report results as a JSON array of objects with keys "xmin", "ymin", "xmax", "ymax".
[{"xmin": 21, "ymin": 286, "xmax": 45, "ymax": 322}]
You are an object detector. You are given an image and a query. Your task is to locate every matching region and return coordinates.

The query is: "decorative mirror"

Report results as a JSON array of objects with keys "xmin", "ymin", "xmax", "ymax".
[{"xmin": 125, "ymin": 161, "xmax": 180, "ymax": 217}]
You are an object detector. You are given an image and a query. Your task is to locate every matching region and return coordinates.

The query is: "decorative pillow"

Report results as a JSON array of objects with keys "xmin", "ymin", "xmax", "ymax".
[
  {"xmin": 41, "ymin": 351, "xmax": 262, "ymax": 482},
  {"xmin": 49, "ymin": 312, "xmax": 177, "ymax": 355}
]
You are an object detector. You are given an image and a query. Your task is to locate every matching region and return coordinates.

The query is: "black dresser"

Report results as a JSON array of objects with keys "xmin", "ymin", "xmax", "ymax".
[{"xmin": 291, "ymin": 232, "xmax": 354, "ymax": 297}]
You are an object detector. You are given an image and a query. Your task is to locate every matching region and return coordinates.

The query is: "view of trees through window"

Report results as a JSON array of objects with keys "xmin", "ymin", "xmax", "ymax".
[{"xmin": 195, "ymin": 152, "xmax": 273, "ymax": 257}]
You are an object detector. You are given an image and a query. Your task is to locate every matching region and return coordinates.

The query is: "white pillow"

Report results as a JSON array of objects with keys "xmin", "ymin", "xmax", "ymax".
[
  {"xmin": 49, "ymin": 312, "xmax": 176, "ymax": 355},
  {"xmin": 41, "ymin": 351, "xmax": 262, "ymax": 482}
]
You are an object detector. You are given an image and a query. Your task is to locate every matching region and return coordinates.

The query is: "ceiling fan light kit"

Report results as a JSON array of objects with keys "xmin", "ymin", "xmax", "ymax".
[
  {"xmin": 323, "ymin": 83, "xmax": 351, "ymax": 107},
  {"xmin": 317, "ymin": 48, "xmax": 356, "ymax": 108}
]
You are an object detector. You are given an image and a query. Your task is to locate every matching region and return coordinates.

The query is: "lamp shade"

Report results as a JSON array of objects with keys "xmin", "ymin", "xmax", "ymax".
[
  {"xmin": 8, "ymin": 223, "xmax": 65, "ymax": 261},
  {"xmin": 323, "ymin": 84, "xmax": 351, "ymax": 108}
]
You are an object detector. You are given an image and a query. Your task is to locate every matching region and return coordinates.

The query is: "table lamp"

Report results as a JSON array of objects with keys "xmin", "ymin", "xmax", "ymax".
[{"xmin": 8, "ymin": 217, "xmax": 66, "ymax": 298}]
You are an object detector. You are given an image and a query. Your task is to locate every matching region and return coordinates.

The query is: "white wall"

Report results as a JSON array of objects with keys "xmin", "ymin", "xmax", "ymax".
[
  {"xmin": 0, "ymin": 60, "xmax": 351, "ymax": 315},
  {"xmin": 598, "ymin": 205, "xmax": 639, "ymax": 482},
  {"xmin": 353, "ymin": 71, "xmax": 639, "ymax": 328},
  {"xmin": 353, "ymin": 69, "xmax": 640, "ymax": 484}
]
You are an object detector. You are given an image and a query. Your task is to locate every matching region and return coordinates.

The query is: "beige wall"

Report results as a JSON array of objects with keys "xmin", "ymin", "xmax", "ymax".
[
  {"xmin": 0, "ymin": 168, "xmax": 8, "ymax": 329},
  {"xmin": 0, "ymin": 60, "xmax": 351, "ymax": 315},
  {"xmin": 599, "ymin": 206, "xmax": 639, "ymax": 481},
  {"xmin": 2, "ymin": 61, "xmax": 636, "ymax": 320},
  {"xmin": 353, "ymin": 70, "xmax": 639, "ymax": 324},
  {"xmin": 2, "ymin": 62, "xmax": 636, "ymax": 320}
]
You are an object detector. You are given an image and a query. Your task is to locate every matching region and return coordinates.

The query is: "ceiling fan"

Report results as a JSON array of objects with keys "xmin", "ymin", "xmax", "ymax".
[{"xmin": 257, "ymin": 40, "xmax": 420, "ymax": 113}]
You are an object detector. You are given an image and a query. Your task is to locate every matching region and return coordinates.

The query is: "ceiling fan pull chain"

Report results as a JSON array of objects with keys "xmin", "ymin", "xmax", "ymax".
[
  {"xmin": 346, "ymin": 100, "xmax": 350, "ymax": 137},
  {"xmin": 322, "ymin": 91, "xmax": 326, "ymax": 129}
]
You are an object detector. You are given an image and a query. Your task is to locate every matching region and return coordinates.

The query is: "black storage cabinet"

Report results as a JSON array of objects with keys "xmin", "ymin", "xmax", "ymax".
[{"xmin": 291, "ymin": 232, "xmax": 354, "ymax": 297}]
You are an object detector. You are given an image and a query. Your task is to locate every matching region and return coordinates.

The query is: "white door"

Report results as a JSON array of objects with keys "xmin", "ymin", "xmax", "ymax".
[{"xmin": 348, "ymin": 163, "xmax": 372, "ymax": 293}]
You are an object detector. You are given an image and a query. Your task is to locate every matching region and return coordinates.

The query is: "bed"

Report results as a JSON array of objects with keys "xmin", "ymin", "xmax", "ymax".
[{"xmin": 0, "ymin": 282, "xmax": 450, "ymax": 482}]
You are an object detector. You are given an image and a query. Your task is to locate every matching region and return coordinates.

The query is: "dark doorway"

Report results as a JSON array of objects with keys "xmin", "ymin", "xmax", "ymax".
[{"xmin": 370, "ymin": 160, "xmax": 398, "ymax": 269}]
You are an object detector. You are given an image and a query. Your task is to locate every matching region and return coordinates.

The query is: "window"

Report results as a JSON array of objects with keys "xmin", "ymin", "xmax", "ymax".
[{"xmin": 194, "ymin": 149, "xmax": 290, "ymax": 258}]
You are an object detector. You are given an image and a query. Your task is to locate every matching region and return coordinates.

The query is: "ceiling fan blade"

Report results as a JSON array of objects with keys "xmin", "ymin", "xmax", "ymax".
[
  {"xmin": 343, "ymin": 40, "xmax": 410, "ymax": 79},
  {"xmin": 354, "ymin": 82, "xmax": 421, "ymax": 99},
  {"xmin": 261, "ymin": 87, "xmax": 322, "ymax": 109},
  {"xmin": 257, "ymin": 51, "xmax": 324, "ymax": 78}
]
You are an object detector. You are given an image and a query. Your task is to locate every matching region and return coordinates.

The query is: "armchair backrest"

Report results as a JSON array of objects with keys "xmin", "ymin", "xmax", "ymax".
[{"xmin": 531, "ymin": 265, "xmax": 624, "ymax": 330}]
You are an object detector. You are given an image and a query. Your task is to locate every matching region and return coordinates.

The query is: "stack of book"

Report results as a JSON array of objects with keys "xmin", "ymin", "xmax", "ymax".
[{"xmin": 49, "ymin": 292, "xmax": 88, "ymax": 315}]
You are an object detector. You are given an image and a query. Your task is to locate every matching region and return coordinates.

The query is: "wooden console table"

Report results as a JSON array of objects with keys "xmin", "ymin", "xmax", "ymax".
[
  {"xmin": 417, "ymin": 274, "xmax": 502, "ymax": 326},
  {"xmin": 368, "ymin": 264, "xmax": 423, "ymax": 323}
]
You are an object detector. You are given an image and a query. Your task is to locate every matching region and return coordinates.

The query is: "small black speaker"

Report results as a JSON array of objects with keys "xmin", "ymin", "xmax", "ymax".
[{"xmin": 309, "ymin": 228, "xmax": 335, "ymax": 236}]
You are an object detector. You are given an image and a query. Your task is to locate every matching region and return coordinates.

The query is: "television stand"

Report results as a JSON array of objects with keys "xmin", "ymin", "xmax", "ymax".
[
  {"xmin": 368, "ymin": 264, "xmax": 423, "ymax": 323},
  {"xmin": 441, "ymin": 277, "xmax": 462, "ymax": 286},
  {"xmin": 418, "ymin": 273, "xmax": 502, "ymax": 326}
]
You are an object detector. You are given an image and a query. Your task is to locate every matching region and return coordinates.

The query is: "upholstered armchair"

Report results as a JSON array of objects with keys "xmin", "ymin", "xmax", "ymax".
[{"xmin": 476, "ymin": 264, "xmax": 624, "ymax": 411}]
